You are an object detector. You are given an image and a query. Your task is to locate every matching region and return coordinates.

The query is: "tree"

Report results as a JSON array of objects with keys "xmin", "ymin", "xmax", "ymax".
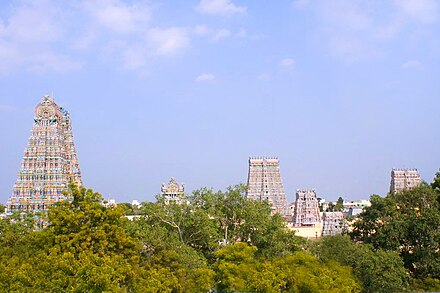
[
  {"xmin": 276, "ymin": 252, "xmax": 361, "ymax": 293},
  {"xmin": 432, "ymin": 169, "xmax": 440, "ymax": 191},
  {"xmin": 314, "ymin": 235, "xmax": 408, "ymax": 293},
  {"xmin": 213, "ymin": 242, "xmax": 361, "ymax": 293},
  {"xmin": 350, "ymin": 184, "xmax": 440, "ymax": 279},
  {"xmin": 335, "ymin": 196, "xmax": 344, "ymax": 211}
]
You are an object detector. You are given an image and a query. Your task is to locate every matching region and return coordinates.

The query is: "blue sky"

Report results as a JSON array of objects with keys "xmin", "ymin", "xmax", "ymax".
[{"xmin": 0, "ymin": 0, "xmax": 439, "ymax": 203}]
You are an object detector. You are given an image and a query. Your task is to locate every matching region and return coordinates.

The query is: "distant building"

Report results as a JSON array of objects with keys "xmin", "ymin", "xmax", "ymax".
[
  {"xmin": 322, "ymin": 212, "xmax": 346, "ymax": 236},
  {"xmin": 7, "ymin": 95, "xmax": 82, "ymax": 213},
  {"xmin": 292, "ymin": 189, "xmax": 321, "ymax": 227},
  {"xmin": 348, "ymin": 208, "xmax": 364, "ymax": 217},
  {"xmin": 161, "ymin": 177, "xmax": 185, "ymax": 204},
  {"xmin": 104, "ymin": 199, "xmax": 117, "ymax": 208},
  {"xmin": 390, "ymin": 168, "xmax": 421, "ymax": 192},
  {"xmin": 131, "ymin": 200, "xmax": 140, "ymax": 208},
  {"xmin": 246, "ymin": 157, "xmax": 289, "ymax": 215}
]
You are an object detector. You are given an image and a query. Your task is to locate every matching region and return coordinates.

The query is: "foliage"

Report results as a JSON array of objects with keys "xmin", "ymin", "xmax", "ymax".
[
  {"xmin": 314, "ymin": 235, "xmax": 408, "ymax": 293},
  {"xmin": 119, "ymin": 202, "xmax": 142, "ymax": 215},
  {"xmin": 335, "ymin": 196, "xmax": 344, "ymax": 211},
  {"xmin": 138, "ymin": 184, "xmax": 303, "ymax": 259},
  {"xmin": 350, "ymin": 185, "xmax": 440, "ymax": 278},
  {"xmin": 1, "ymin": 179, "xmax": 438, "ymax": 292},
  {"xmin": 214, "ymin": 242, "xmax": 361, "ymax": 293}
]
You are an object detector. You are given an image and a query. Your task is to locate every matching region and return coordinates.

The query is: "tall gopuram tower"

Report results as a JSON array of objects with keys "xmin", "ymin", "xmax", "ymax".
[
  {"xmin": 6, "ymin": 95, "xmax": 82, "ymax": 213},
  {"xmin": 390, "ymin": 168, "xmax": 421, "ymax": 193},
  {"xmin": 246, "ymin": 157, "xmax": 289, "ymax": 215},
  {"xmin": 293, "ymin": 189, "xmax": 321, "ymax": 227}
]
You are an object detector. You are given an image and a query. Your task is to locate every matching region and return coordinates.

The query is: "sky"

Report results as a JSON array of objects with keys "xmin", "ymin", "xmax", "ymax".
[{"xmin": 0, "ymin": 0, "xmax": 439, "ymax": 204}]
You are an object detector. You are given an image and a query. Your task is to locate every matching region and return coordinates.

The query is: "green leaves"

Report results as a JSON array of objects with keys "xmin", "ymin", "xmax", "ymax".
[
  {"xmin": 314, "ymin": 235, "xmax": 408, "ymax": 293},
  {"xmin": 1, "ymin": 179, "xmax": 438, "ymax": 292},
  {"xmin": 351, "ymin": 184, "xmax": 440, "ymax": 279}
]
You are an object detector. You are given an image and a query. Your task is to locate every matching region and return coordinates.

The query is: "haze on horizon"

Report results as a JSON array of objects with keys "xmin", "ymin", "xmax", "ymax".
[{"xmin": 0, "ymin": 0, "xmax": 439, "ymax": 204}]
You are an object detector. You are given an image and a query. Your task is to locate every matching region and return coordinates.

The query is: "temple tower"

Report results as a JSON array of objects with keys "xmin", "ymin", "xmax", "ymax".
[
  {"xmin": 161, "ymin": 177, "xmax": 185, "ymax": 204},
  {"xmin": 7, "ymin": 95, "xmax": 82, "ymax": 213},
  {"xmin": 293, "ymin": 189, "xmax": 320, "ymax": 227},
  {"xmin": 390, "ymin": 168, "xmax": 421, "ymax": 193},
  {"xmin": 246, "ymin": 157, "xmax": 289, "ymax": 215}
]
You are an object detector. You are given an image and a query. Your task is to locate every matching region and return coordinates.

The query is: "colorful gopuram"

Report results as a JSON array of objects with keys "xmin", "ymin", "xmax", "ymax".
[
  {"xmin": 246, "ymin": 157, "xmax": 289, "ymax": 215},
  {"xmin": 6, "ymin": 95, "xmax": 82, "ymax": 213}
]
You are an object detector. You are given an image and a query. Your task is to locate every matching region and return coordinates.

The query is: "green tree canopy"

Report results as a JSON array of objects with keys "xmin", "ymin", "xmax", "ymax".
[{"xmin": 350, "ymin": 184, "xmax": 440, "ymax": 279}]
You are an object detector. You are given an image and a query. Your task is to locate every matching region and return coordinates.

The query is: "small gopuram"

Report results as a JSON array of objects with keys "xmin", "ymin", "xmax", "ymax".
[
  {"xmin": 246, "ymin": 157, "xmax": 289, "ymax": 215},
  {"xmin": 7, "ymin": 95, "xmax": 82, "ymax": 213},
  {"xmin": 293, "ymin": 189, "xmax": 321, "ymax": 227},
  {"xmin": 161, "ymin": 177, "xmax": 185, "ymax": 204}
]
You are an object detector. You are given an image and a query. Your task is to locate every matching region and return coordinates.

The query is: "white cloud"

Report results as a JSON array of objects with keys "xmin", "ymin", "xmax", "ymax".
[
  {"xmin": 194, "ymin": 25, "xmax": 211, "ymax": 36},
  {"xmin": 0, "ymin": 1, "xmax": 81, "ymax": 74},
  {"xmin": 193, "ymin": 25, "xmax": 235, "ymax": 42},
  {"xmin": 195, "ymin": 73, "xmax": 216, "ymax": 82},
  {"xmin": 279, "ymin": 58, "xmax": 295, "ymax": 68},
  {"xmin": 394, "ymin": 0, "xmax": 438, "ymax": 24},
  {"xmin": 148, "ymin": 27, "xmax": 190, "ymax": 55},
  {"xmin": 211, "ymin": 29, "xmax": 231, "ymax": 42},
  {"xmin": 303, "ymin": 1, "xmax": 440, "ymax": 61},
  {"xmin": 195, "ymin": 0, "xmax": 246, "ymax": 16},
  {"xmin": 402, "ymin": 59, "xmax": 422, "ymax": 69},
  {"xmin": 83, "ymin": 0, "xmax": 151, "ymax": 34},
  {"xmin": 5, "ymin": 2, "xmax": 64, "ymax": 43}
]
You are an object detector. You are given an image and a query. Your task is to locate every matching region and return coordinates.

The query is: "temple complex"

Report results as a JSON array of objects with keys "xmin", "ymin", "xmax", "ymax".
[
  {"xmin": 246, "ymin": 157, "xmax": 289, "ymax": 215},
  {"xmin": 6, "ymin": 95, "xmax": 82, "ymax": 213},
  {"xmin": 161, "ymin": 177, "xmax": 185, "ymax": 204},
  {"xmin": 390, "ymin": 168, "xmax": 421, "ymax": 193}
]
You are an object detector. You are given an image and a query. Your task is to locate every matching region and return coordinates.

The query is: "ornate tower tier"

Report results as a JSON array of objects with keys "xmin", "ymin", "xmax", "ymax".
[
  {"xmin": 246, "ymin": 157, "xmax": 289, "ymax": 215},
  {"xmin": 7, "ymin": 95, "xmax": 82, "ymax": 213}
]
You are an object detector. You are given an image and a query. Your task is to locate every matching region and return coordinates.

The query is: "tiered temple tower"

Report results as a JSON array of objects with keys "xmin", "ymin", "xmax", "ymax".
[
  {"xmin": 293, "ymin": 189, "xmax": 321, "ymax": 227},
  {"xmin": 390, "ymin": 168, "xmax": 421, "ymax": 193},
  {"xmin": 7, "ymin": 95, "xmax": 82, "ymax": 213},
  {"xmin": 246, "ymin": 157, "xmax": 289, "ymax": 215},
  {"xmin": 161, "ymin": 177, "xmax": 185, "ymax": 204}
]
